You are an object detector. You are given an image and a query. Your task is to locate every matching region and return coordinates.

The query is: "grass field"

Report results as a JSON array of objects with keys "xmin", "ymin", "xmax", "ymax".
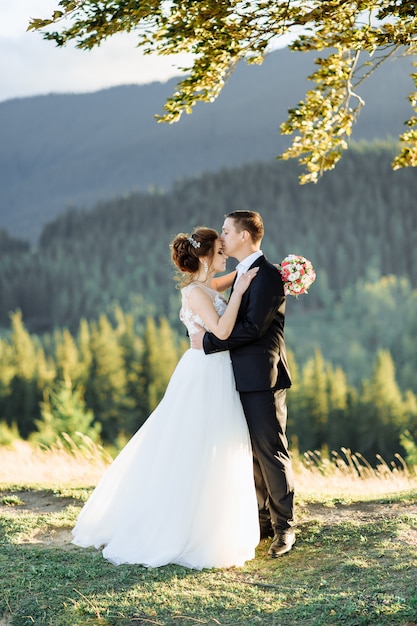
[{"xmin": 1, "ymin": 440, "xmax": 416, "ymax": 626}]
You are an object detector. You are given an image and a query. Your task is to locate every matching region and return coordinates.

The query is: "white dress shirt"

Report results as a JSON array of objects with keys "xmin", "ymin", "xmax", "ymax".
[{"xmin": 235, "ymin": 251, "xmax": 263, "ymax": 280}]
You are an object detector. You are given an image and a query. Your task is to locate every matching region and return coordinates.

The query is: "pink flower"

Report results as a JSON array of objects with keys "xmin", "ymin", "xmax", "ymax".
[{"xmin": 278, "ymin": 254, "xmax": 316, "ymax": 297}]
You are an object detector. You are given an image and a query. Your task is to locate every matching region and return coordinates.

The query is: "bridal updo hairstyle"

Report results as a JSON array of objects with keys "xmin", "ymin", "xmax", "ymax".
[{"xmin": 170, "ymin": 227, "xmax": 219, "ymax": 286}]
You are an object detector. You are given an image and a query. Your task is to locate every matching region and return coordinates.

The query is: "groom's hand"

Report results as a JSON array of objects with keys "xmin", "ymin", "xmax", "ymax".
[{"xmin": 190, "ymin": 326, "xmax": 205, "ymax": 350}]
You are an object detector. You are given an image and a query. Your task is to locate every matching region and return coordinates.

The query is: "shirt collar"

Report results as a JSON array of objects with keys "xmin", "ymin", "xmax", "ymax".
[{"xmin": 236, "ymin": 250, "xmax": 263, "ymax": 273}]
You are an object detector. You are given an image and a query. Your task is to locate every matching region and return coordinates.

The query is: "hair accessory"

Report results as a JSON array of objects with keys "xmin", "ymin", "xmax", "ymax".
[{"xmin": 188, "ymin": 235, "xmax": 201, "ymax": 249}]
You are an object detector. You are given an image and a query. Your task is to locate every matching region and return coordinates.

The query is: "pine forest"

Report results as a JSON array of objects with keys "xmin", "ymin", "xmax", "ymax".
[{"xmin": 0, "ymin": 141, "xmax": 416, "ymax": 466}]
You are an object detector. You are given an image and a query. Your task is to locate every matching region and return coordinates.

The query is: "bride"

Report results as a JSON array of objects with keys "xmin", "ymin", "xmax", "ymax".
[{"xmin": 72, "ymin": 227, "xmax": 259, "ymax": 570}]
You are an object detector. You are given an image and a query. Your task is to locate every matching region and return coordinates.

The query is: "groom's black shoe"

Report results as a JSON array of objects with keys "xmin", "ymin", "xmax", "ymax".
[{"xmin": 268, "ymin": 528, "xmax": 296, "ymax": 558}]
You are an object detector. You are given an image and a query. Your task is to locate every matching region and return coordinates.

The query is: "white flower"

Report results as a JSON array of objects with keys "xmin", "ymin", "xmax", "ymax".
[{"xmin": 278, "ymin": 254, "xmax": 316, "ymax": 298}]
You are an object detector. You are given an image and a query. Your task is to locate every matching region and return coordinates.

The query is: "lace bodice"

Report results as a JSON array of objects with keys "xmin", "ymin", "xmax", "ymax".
[{"xmin": 180, "ymin": 283, "xmax": 227, "ymax": 336}]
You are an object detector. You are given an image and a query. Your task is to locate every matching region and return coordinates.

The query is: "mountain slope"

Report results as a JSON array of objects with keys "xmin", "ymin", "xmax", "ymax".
[{"xmin": 0, "ymin": 48, "xmax": 414, "ymax": 241}]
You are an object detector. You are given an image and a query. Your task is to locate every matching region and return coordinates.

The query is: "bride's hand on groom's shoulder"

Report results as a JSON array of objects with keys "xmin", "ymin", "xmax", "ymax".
[{"xmin": 234, "ymin": 267, "xmax": 259, "ymax": 296}]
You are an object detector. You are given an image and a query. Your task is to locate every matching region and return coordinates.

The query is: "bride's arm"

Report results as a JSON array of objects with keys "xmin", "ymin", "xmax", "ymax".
[
  {"xmin": 188, "ymin": 268, "xmax": 258, "ymax": 340},
  {"xmin": 210, "ymin": 271, "xmax": 236, "ymax": 292},
  {"xmin": 211, "ymin": 265, "xmax": 281, "ymax": 292}
]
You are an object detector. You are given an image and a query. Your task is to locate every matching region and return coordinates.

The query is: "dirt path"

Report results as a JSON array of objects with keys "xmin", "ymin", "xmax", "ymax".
[
  {"xmin": 0, "ymin": 489, "xmax": 82, "ymax": 548},
  {"xmin": 1, "ymin": 489, "xmax": 416, "ymax": 549}
]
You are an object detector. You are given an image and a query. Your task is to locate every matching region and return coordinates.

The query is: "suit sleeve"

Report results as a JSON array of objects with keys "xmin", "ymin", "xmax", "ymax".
[{"xmin": 203, "ymin": 264, "xmax": 284, "ymax": 354}]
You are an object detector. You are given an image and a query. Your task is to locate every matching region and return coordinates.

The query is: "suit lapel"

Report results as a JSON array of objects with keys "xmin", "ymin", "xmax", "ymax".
[{"xmin": 231, "ymin": 255, "xmax": 265, "ymax": 299}]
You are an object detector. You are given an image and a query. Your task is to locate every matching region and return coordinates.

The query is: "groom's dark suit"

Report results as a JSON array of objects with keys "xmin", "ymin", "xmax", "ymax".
[{"xmin": 203, "ymin": 254, "xmax": 294, "ymax": 532}]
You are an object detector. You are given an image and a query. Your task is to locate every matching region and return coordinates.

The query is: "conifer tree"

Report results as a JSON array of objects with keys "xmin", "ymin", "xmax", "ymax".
[
  {"xmin": 77, "ymin": 318, "xmax": 93, "ymax": 384},
  {"xmin": 84, "ymin": 313, "xmax": 133, "ymax": 441},
  {"xmin": 113, "ymin": 306, "xmax": 146, "ymax": 434},
  {"xmin": 140, "ymin": 316, "xmax": 180, "ymax": 418},
  {"xmin": 31, "ymin": 375, "xmax": 100, "ymax": 447},
  {"xmin": 400, "ymin": 391, "xmax": 417, "ymax": 467},
  {"xmin": 5, "ymin": 311, "xmax": 47, "ymax": 436},
  {"xmin": 286, "ymin": 349, "xmax": 302, "ymax": 450},
  {"xmin": 0, "ymin": 335, "xmax": 15, "ymax": 427},
  {"xmin": 358, "ymin": 350, "xmax": 408, "ymax": 460},
  {"xmin": 326, "ymin": 365, "xmax": 352, "ymax": 451},
  {"xmin": 400, "ymin": 430, "xmax": 417, "ymax": 468},
  {"xmin": 298, "ymin": 349, "xmax": 329, "ymax": 451}
]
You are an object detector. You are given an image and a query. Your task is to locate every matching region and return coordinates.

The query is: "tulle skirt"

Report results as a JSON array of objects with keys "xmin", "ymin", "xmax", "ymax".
[{"xmin": 72, "ymin": 349, "xmax": 259, "ymax": 570}]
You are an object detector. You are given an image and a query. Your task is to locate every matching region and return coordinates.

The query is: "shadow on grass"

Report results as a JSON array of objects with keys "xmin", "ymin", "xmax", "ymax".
[{"xmin": 0, "ymin": 492, "xmax": 417, "ymax": 626}]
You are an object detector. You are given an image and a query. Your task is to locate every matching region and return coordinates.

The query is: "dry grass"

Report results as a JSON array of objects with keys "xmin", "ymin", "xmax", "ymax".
[
  {"xmin": 293, "ymin": 447, "xmax": 417, "ymax": 499},
  {"xmin": 0, "ymin": 434, "xmax": 111, "ymax": 488},
  {"xmin": 1, "ymin": 436, "xmax": 416, "ymax": 498}
]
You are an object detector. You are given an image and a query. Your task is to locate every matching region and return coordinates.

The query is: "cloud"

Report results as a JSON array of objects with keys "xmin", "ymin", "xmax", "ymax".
[{"xmin": 0, "ymin": 1, "xmax": 189, "ymax": 102}]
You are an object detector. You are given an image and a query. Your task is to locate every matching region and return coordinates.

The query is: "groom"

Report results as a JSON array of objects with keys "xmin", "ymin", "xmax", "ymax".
[{"xmin": 193, "ymin": 210, "xmax": 295, "ymax": 557}]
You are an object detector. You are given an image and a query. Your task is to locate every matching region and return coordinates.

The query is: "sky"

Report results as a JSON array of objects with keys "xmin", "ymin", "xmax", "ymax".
[{"xmin": 0, "ymin": 1, "xmax": 191, "ymax": 103}]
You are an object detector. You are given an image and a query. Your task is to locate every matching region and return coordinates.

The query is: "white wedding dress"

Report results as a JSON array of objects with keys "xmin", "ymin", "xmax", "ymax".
[{"xmin": 72, "ymin": 283, "xmax": 259, "ymax": 569}]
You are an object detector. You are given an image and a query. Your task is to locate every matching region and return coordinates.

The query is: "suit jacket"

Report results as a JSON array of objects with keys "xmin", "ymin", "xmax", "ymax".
[{"xmin": 203, "ymin": 255, "xmax": 291, "ymax": 392}]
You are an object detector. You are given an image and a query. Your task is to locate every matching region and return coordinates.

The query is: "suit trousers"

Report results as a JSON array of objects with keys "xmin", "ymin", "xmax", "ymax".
[{"xmin": 239, "ymin": 388, "xmax": 294, "ymax": 531}]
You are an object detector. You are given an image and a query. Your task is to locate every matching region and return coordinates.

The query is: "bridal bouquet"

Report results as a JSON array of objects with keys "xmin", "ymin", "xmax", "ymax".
[{"xmin": 278, "ymin": 254, "xmax": 316, "ymax": 297}]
